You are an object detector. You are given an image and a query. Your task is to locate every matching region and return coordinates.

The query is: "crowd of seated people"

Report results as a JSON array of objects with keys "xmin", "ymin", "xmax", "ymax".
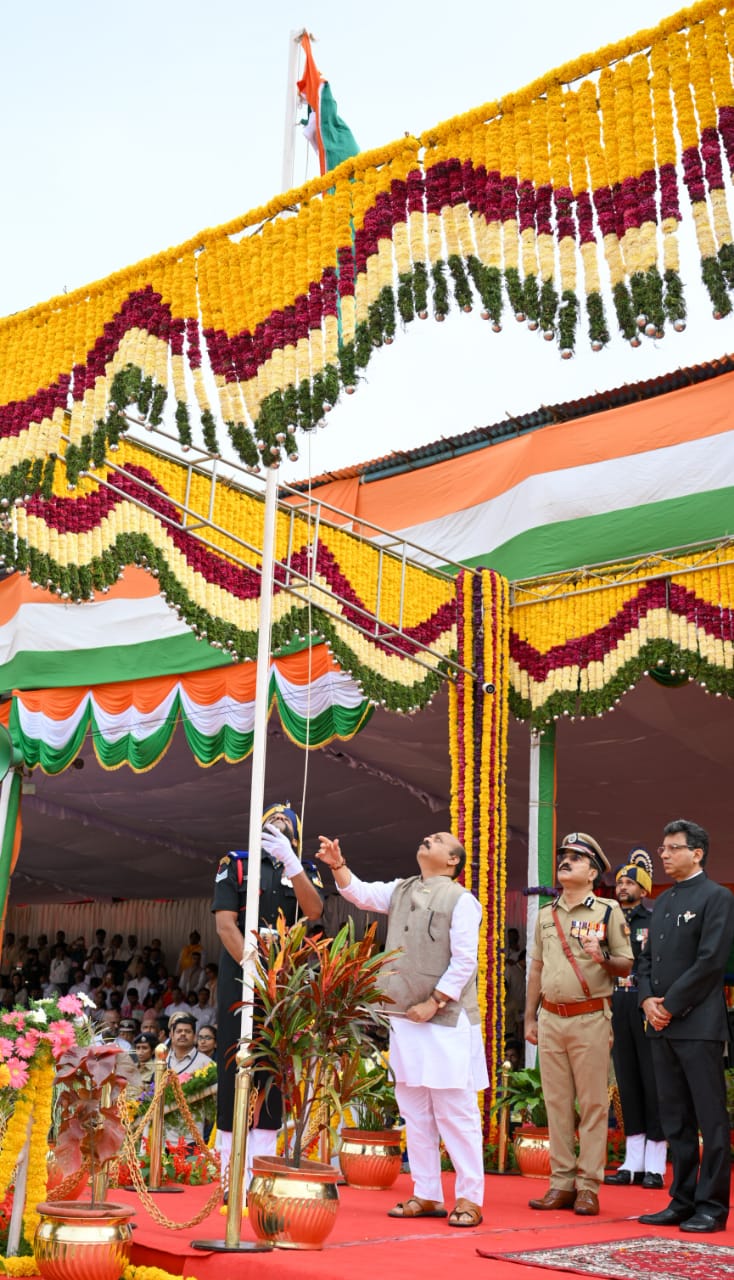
[{"xmin": 0, "ymin": 927, "xmax": 219, "ymax": 1080}]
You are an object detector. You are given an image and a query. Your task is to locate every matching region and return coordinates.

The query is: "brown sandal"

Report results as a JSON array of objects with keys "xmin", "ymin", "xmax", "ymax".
[
  {"xmin": 388, "ymin": 1196, "xmax": 448, "ymax": 1218},
  {"xmin": 448, "ymin": 1198, "xmax": 483, "ymax": 1227}
]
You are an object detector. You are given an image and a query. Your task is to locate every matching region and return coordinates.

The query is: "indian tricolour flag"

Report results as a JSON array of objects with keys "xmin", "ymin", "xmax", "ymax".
[{"xmin": 297, "ymin": 32, "xmax": 359, "ymax": 175}]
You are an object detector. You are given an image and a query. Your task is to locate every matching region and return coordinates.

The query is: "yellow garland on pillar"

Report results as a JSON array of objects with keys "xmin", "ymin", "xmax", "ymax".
[
  {"xmin": 448, "ymin": 679, "xmax": 459, "ymax": 837},
  {"xmin": 22, "ymin": 1059, "xmax": 54, "ymax": 1245}
]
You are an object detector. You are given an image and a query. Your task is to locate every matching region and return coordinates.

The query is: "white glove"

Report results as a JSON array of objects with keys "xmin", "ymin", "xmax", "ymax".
[{"xmin": 261, "ymin": 824, "xmax": 302, "ymax": 879}]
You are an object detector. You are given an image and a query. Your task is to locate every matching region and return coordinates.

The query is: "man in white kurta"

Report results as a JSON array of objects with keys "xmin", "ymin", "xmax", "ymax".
[{"xmin": 318, "ymin": 831, "xmax": 488, "ymax": 1227}]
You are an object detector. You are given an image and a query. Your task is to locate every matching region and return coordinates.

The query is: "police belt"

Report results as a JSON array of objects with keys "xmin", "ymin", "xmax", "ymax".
[{"xmin": 541, "ymin": 996, "xmax": 610, "ymax": 1017}]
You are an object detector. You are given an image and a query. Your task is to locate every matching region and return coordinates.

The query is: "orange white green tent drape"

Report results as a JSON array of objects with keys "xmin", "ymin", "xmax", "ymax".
[
  {"xmin": 2, "ymin": 0, "xmax": 734, "ymax": 495},
  {"xmin": 10, "ymin": 650, "xmax": 372, "ymax": 774}
]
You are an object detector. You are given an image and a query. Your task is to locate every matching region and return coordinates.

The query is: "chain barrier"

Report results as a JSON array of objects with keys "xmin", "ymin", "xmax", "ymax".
[
  {"xmin": 46, "ymin": 1158, "xmax": 91, "ymax": 1201},
  {"xmin": 110, "ymin": 1075, "xmax": 223, "ymax": 1231}
]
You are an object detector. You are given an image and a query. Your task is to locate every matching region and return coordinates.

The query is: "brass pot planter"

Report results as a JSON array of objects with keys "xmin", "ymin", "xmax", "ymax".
[
  {"xmin": 247, "ymin": 1155, "xmax": 340, "ymax": 1250},
  {"xmin": 34, "ymin": 1200, "xmax": 135, "ymax": 1280},
  {"xmin": 513, "ymin": 1125, "xmax": 552, "ymax": 1178},
  {"xmin": 339, "ymin": 1127, "xmax": 403, "ymax": 1190}
]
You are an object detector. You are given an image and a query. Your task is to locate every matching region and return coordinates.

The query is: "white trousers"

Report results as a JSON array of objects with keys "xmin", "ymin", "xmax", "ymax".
[
  {"xmin": 215, "ymin": 1126, "xmax": 278, "ymax": 1190},
  {"xmin": 395, "ymin": 1082, "xmax": 485, "ymax": 1207}
]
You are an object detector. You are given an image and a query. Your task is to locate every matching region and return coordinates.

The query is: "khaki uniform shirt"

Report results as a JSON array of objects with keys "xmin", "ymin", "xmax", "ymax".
[{"xmin": 530, "ymin": 894, "xmax": 632, "ymax": 1004}]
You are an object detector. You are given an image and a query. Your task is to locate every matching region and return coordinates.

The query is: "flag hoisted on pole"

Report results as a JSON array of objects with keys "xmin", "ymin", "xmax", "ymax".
[{"xmin": 297, "ymin": 31, "xmax": 359, "ymax": 175}]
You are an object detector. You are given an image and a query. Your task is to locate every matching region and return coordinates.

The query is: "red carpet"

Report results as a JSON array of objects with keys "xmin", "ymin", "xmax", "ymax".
[{"xmin": 121, "ymin": 1172, "xmax": 734, "ymax": 1280}]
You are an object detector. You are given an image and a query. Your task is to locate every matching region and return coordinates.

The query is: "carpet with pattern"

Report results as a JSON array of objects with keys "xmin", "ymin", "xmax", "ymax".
[{"xmin": 476, "ymin": 1236, "xmax": 734, "ymax": 1280}]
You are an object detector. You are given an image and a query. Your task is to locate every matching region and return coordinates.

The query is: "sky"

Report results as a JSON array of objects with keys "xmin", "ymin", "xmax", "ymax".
[{"xmin": 2, "ymin": 0, "xmax": 733, "ymax": 487}]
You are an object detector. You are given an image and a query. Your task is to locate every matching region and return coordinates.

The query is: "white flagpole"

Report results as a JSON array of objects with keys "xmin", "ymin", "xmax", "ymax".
[
  {"xmin": 195, "ymin": 29, "xmax": 306, "ymax": 1253},
  {"xmin": 282, "ymin": 29, "xmax": 304, "ymax": 191},
  {"xmin": 239, "ymin": 22, "xmax": 305, "ymax": 1055}
]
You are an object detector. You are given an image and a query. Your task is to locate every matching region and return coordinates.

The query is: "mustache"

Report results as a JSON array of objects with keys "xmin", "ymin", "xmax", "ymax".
[{"xmin": 557, "ymin": 862, "xmax": 573, "ymax": 873}]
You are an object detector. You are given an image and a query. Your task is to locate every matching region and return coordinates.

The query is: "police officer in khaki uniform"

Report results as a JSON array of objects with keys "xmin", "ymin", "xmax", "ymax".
[{"xmin": 525, "ymin": 833, "xmax": 633, "ymax": 1216}]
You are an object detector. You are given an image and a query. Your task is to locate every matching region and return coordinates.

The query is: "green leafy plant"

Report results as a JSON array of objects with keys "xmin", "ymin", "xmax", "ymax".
[
  {"xmin": 348, "ymin": 1051, "xmax": 399, "ymax": 1132},
  {"xmin": 493, "ymin": 1066, "xmax": 548, "ymax": 1129},
  {"xmin": 246, "ymin": 915, "xmax": 394, "ymax": 1167},
  {"xmin": 53, "ymin": 1043, "xmax": 140, "ymax": 1205}
]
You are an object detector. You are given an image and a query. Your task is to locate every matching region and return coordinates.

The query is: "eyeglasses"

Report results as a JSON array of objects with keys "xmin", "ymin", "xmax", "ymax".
[
  {"xmin": 556, "ymin": 851, "xmax": 590, "ymax": 863},
  {"xmin": 656, "ymin": 843, "xmax": 691, "ymax": 855}
]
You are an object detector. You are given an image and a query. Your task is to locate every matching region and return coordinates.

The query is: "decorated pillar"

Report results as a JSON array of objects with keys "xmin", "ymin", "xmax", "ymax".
[
  {"xmin": 0, "ymin": 723, "xmax": 23, "ymax": 957},
  {"xmin": 525, "ymin": 724, "xmax": 556, "ymax": 1066},
  {"xmin": 450, "ymin": 568, "xmax": 510, "ymax": 1135}
]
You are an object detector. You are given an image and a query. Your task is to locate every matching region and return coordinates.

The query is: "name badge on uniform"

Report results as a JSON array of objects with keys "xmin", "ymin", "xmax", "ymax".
[{"xmin": 570, "ymin": 919, "xmax": 607, "ymax": 942}]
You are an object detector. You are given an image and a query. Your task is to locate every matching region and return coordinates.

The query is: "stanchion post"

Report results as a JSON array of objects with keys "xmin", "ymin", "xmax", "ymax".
[
  {"xmin": 148, "ymin": 1045, "xmax": 168, "ymax": 1191},
  {"xmin": 224, "ymin": 1046, "xmax": 252, "ymax": 1247},
  {"xmin": 318, "ymin": 1096, "xmax": 330, "ymax": 1166},
  {"xmin": 191, "ymin": 1046, "xmax": 271, "ymax": 1252},
  {"xmin": 497, "ymin": 1059, "xmax": 511, "ymax": 1174},
  {"xmin": 91, "ymin": 1082, "xmax": 112, "ymax": 1203}
]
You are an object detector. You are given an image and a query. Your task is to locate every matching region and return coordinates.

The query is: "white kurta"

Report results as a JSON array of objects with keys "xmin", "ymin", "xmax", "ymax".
[{"xmin": 339, "ymin": 872, "xmax": 489, "ymax": 1090}]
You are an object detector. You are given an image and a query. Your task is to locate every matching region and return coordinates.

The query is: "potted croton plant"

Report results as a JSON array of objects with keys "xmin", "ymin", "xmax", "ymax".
[
  {"xmin": 245, "ymin": 914, "xmax": 393, "ymax": 1248},
  {"xmin": 34, "ymin": 1040, "xmax": 141, "ymax": 1280},
  {"xmin": 338, "ymin": 1049, "xmax": 403, "ymax": 1190},
  {"xmin": 494, "ymin": 1065, "xmax": 551, "ymax": 1178}
]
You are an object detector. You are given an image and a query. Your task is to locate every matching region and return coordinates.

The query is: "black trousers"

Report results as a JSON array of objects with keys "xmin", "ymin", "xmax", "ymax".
[
  {"xmin": 649, "ymin": 1037, "xmax": 730, "ymax": 1220},
  {"xmin": 216, "ymin": 956, "xmax": 282, "ymax": 1133},
  {"xmin": 611, "ymin": 990, "xmax": 664, "ymax": 1141}
]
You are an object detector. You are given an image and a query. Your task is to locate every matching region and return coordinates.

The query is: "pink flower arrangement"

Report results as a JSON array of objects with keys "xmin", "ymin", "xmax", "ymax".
[
  {"xmin": 46, "ymin": 1020, "xmax": 77, "ymax": 1058},
  {"xmin": 12, "ymin": 1031, "xmax": 40, "ymax": 1060},
  {"xmin": 57, "ymin": 994, "xmax": 83, "ymax": 1016},
  {"xmin": 6, "ymin": 1058, "xmax": 28, "ymax": 1089},
  {"xmin": 0, "ymin": 996, "xmax": 91, "ymax": 1091}
]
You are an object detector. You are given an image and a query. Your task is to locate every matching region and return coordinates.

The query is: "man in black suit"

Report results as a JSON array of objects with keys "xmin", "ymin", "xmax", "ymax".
[{"xmin": 637, "ymin": 819, "xmax": 734, "ymax": 1235}]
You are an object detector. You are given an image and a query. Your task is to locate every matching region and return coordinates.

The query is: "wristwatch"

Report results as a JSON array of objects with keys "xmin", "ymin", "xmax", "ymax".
[{"xmin": 431, "ymin": 991, "xmax": 448, "ymax": 1011}]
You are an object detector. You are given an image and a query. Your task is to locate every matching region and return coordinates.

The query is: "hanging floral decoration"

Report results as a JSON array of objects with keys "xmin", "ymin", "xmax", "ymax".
[
  {"xmin": 0, "ymin": 439, "xmax": 456, "ymax": 715},
  {"xmin": 0, "ymin": 994, "xmax": 93, "ymax": 1249},
  {"xmin": 0, "ymin": 2, "xmax": 733, "ymax": 495},
  {"xmin": 452, "ymin": 568, "xmax": 510, "ymax": 1137},
  {"xmin": 510, "ymin": 545, "xmax": 734, "ymax": 727}
]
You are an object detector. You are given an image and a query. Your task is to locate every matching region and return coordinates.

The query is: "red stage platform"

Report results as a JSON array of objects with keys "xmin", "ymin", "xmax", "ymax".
[{"xmin": 119, "ymin": 1169, "xmax": 734, "ymax": 1280}]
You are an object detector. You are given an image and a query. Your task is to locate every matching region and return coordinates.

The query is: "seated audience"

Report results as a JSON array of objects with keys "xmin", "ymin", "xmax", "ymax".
[
  {"xmin": 84, "ymin": 947, "xmax": 106, "ymax": 982},
  {"xmin": 193, "ymin": 987, "xmax": 216, "ymax": 1029},
  {"xmin": 196, "ymin": 1025, "xmax": 217, "ymax": 1060},
  {"xmin": 166, "ymin": 1012, "xmax": 211, "ymax": 1077}
]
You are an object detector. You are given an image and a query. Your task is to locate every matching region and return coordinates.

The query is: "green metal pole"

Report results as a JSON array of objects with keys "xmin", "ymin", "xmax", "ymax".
[{"xmin": 0, "ymin": 768, "xmax": 22, "ymax": 954}]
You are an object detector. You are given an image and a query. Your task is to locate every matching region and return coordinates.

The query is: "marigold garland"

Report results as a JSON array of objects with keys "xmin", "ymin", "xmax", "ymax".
[
  {"xmin": 1, "ymin": 1, "xmax": 734, "ymax": 478},
  {"xmin": 452, "ymin": 569, "xmax": 510, "ymax": 1137},
  {"xmin": 510, "ymin": 545, "xmax": 734, "ymax": 727},
  {"xmin": 0, "ymin": 1260, "xmax": 39, "ymax": 1276},
  {"xmin": 0, "ymin": 438, "xmax": 457, "ymax": 714}
]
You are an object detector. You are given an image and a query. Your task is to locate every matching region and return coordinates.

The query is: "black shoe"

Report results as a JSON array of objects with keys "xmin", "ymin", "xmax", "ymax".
[
  {"xmin": 638, "ymin": 1205, "xmax": 692, "ymax": 1226},
  {"xmin": 679, "ymin": 1212, "xmax": 727, "ymax": 1234},
  {"xmin": 604, "ymin": 1169, "xmax": 644, "ymax": 1186},
  {"xmin": 641, "ymin": 1173, "xmax": 664, "ymax": 1190}
]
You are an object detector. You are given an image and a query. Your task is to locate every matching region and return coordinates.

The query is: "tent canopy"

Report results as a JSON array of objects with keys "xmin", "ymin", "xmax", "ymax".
[{"xmin": 11, "ymin": 673, "xmax": 733, "ymax": 905}]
